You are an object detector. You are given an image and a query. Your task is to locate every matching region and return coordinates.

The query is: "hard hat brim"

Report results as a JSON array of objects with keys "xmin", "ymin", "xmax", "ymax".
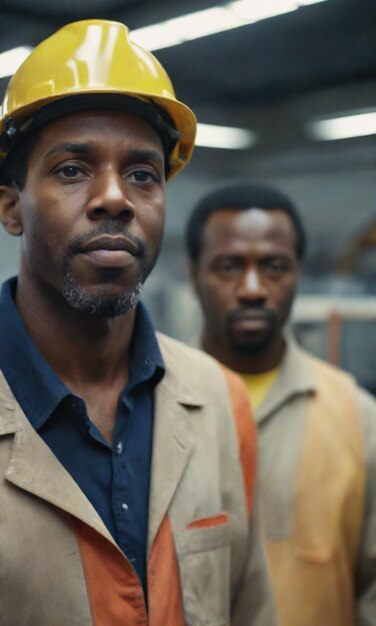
[{"xmin": 0, "ymin": 90, "xmax": 196, "ymax": 180}]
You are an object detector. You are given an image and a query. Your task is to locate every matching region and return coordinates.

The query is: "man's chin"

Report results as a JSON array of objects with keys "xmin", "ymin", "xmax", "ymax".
[
  {"xmin": 62, "ymin": 279, "xmax": 143, "ymax": 318},
  {"xmin": 227, "ymin": 330, "xmax": 275, "ymax": 356}
]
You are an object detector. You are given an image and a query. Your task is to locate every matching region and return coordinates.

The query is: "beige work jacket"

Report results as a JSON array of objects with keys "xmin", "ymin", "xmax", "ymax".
[
  {"xmin": 256, "ymin": 337, "xmax": 376, "ymax": 626},
  {"xmin": 0, "ymin": 332, "xmax": 277, "ymax": 626}
]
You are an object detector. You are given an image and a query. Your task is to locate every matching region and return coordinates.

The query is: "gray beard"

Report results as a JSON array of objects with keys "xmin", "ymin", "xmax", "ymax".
[{"xmin": 62, "ymin": 270, "xmax": 144, "ymax": 318}]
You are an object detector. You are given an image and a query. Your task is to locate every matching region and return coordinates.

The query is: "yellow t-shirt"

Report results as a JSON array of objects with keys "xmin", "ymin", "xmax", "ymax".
[{"xmin": 241, "ymin": 368, "xmax": 280, "ymax": 410}]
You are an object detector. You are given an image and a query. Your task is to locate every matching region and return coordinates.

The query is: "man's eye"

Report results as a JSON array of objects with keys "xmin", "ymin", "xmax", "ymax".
[
  {"xmin": 220, "ymin": 263, "xmax": 235, "ymax": 271},
  {"xmin": 131, "ymin": 170, "xmax": 156, "ymax": 183},
  {"xmin": 266, "ymin": 261, "xmax": 287, "ymax": 275},
  {"xmin": 59, "ymin": 166, "xmax": 81, "ymax": 178},
  {"xmin": 214, "ymin": 261, "xmax": 238, "ymax": 274}
]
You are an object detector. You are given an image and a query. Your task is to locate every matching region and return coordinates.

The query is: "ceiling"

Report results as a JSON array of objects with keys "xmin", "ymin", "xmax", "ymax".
[
  {"xmin": 0, "ymin": 0, "xmax": 376, "ymax": 284},
  {"xmin": 1, "ymin": 0, "xmax": 375, "ymax": 104},
  {"xmin": 1, "ymin": 0, "xmax": 375, "ymax": 107}
]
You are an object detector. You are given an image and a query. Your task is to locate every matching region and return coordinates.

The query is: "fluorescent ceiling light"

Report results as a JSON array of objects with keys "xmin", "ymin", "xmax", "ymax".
[
  {"xmin": 230, "ymin": 0, "xmax": 297, "ymax": 22},
  {"xmin": 307, "ymin": 111, "xmax": 376, "ymax": 141},
  {"xmin": 0, "ymin": 46, "xmax": 32, "ymax": 79},
  {"xmin": 296, "ymin": 0, "xmax": 327, "ymax": 4},
  {"xmin": 130, "ymin": 0, "xmax": 327, "ymax": 51},
  {"xmin": 162, "ymin": 7, "xmax": 242, "ymax": 41},
  {"xmin": 196, "ymin": 123, "xmax": 255, "ymax": 149},
  {"xmin": 130, "ymin": 8, "xmax": 242, "ymax": 50}
]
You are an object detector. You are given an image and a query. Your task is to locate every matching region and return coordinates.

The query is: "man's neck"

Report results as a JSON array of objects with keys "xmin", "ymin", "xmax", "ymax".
[
  {"xmin": 201, "ymin": 332, "xmax": 285, "ymax": 375},
  {"xmin": 15, "ymin": 279, "xmax": 136, "ymax": 390}
]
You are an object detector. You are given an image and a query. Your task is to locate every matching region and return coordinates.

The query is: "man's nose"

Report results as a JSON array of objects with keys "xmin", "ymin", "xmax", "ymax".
[
  {"xmin": 237, "ymin": 268, "xmax": 268, "ymax": 303},
  {"xmin": 85, "ymin": 170, "xmax": 135, "ymax": 221}
]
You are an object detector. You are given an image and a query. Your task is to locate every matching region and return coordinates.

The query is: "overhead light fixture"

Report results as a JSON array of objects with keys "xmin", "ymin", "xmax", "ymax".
[
  {"xmin": 0, "ymin": 0, "xmax": 328, "ymax": 78},
  {"xmin": 230, "ymin": 0, "xmax": 297, "ymax": 22},
  {"xmin": 307, "ymin": 111, "xmax": 376, "ymax": 141},
  {"xmin": 130, "ymin": 0, "xmax": 328, "ymax": 51},
  {"xmin": 196, "ymin": 123, "xmax": 256, "ymax": 149},
  {"xmin": 296, "ymin": 0, "xmax": 327, "ymax": 4},
  {"xmin": 130, "ymin": 8, "xmax": 242, "ymax": 50},
  {"xmin": 0, "ymin": 46, "xmax": 32, "ymax": 79}
]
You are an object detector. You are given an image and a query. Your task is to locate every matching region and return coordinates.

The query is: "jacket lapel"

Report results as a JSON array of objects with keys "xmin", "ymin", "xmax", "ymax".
[
  {"xmin": 0, "ymin": 372, "xmax": 117, "ymax": 547},
  {"xmin": 147, "ymin": 334, "xmax": 204, "ymax": 553}
]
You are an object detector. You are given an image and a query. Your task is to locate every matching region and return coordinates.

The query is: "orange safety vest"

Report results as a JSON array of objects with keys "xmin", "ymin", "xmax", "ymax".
[{"xmin": 267, "ymin": 356, "xmax": 365, "ymax": 626}]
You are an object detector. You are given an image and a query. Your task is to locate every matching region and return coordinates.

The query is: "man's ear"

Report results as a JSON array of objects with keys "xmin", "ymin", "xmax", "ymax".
[{"xmin": 0, "ymin": 185, "xmax": 23, "ymax": 236}]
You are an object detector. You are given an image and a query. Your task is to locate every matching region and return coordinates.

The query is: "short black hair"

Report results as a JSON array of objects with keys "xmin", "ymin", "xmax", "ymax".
[
  {"xmin": 185, "ymin": 180, "xmax": 307, "ymax": 262},
  {"xmin": 0, "ymin": 131, "xmax": 40, "ymax": 189}
]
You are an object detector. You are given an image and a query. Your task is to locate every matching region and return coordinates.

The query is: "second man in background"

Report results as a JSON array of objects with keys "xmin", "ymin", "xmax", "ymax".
[{"xmin": 186, "ymin": 180, "xmax": 376, "ymax": 626}]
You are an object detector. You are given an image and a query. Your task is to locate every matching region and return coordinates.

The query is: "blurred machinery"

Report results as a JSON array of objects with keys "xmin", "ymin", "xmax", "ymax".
[
  {"xmin": 293, "ymin": 296, "xmax": 376, "ymax": 395},
  {"xmin": 337, "ymin": 218, "xmax": 376, "ymax": 279}
]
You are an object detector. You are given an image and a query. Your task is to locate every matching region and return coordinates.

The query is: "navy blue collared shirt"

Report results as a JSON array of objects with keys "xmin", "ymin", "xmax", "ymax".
[{"xmin": 0, "ymin": 277, "xmax": 164, "ymax": 595}]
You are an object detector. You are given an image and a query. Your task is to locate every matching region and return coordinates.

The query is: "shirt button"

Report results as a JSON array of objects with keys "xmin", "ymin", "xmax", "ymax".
[
  {"xmin": 121, "ymin": 502, "xmax": 129, "ymax": 511},
  {"xmin": 116, "ymin": 441, "xmax": 123, "ymax": 455}
]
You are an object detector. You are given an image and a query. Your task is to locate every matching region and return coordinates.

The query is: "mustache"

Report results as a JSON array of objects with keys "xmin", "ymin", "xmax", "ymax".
[{"xmin": 66, "ymin": 223, "xmax": 147, "ymax": 257}]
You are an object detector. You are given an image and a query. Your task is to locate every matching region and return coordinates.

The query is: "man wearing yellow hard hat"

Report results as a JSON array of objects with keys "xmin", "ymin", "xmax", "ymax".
[{"xmin": 0, "ymin": 19, "xmax": 277, "ymax": 625}]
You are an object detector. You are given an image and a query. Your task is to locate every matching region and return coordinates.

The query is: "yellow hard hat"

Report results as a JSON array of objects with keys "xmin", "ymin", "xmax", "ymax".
[{"xmin": 0, "ymin": 19, "xmax": 197, "ymax": 179}]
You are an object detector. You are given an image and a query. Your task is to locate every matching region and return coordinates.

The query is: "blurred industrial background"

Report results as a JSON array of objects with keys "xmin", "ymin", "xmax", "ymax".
[{"xmin": 1, "ymin": 0, "xmax": 376, "ymax": 390}]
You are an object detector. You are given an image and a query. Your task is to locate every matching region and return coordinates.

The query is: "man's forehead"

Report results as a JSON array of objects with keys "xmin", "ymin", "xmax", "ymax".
[
  {"xmin": 207, "ymin": 208, "xmax": 294, "ymax": 238},
  {"xmin": 35, "ymin": 109, "xmax": 165, "ymax": 153}
]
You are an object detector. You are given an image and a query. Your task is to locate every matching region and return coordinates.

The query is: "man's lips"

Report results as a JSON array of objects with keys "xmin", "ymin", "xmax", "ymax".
[
  {"xmin": 80, "ymin": 236, "xmax": 140, "ymax": 255},
  {"xmin": 78, "ymin": 236, "xmax": 141, "ymax": 268},
  {"xmin": 229, "ymin": 311, "xmax": 273, "ymax": 332}
]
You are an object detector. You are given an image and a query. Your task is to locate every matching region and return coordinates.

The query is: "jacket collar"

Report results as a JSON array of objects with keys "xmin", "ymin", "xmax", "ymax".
[
  {"xmin": 256, "ymin": 334, "xmax": 317, "ymax": 424},
  {"xmin": 0, "ymin": 371, "xmax": 19, "ymax": 435},
  {"xmin": 0, "ymin": 370, "xmax": 118, "ymax": 547},
  {"xmin": 191, "ymin": 329, "xmax": 316, "ymax": 424},
  {"xmin": 156, "ymin": 332, "xmax": 206, "ymax": 406},
  {"xmin": 147, "ymin": 333, "xmax": 205, "ymax": 551}
]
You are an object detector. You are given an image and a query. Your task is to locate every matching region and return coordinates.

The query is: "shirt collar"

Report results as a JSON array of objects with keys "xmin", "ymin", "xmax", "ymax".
[
  {"xmin": 127, "ymin": 300, "xmax": 165, "ymax": 391},
  {"xmin": 0, "ymin": 277, "xmax": 164, "ymax": 429},
  {"xmin": 256, "ymin": 334, "xmax": 317, "ymax": 423}
]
